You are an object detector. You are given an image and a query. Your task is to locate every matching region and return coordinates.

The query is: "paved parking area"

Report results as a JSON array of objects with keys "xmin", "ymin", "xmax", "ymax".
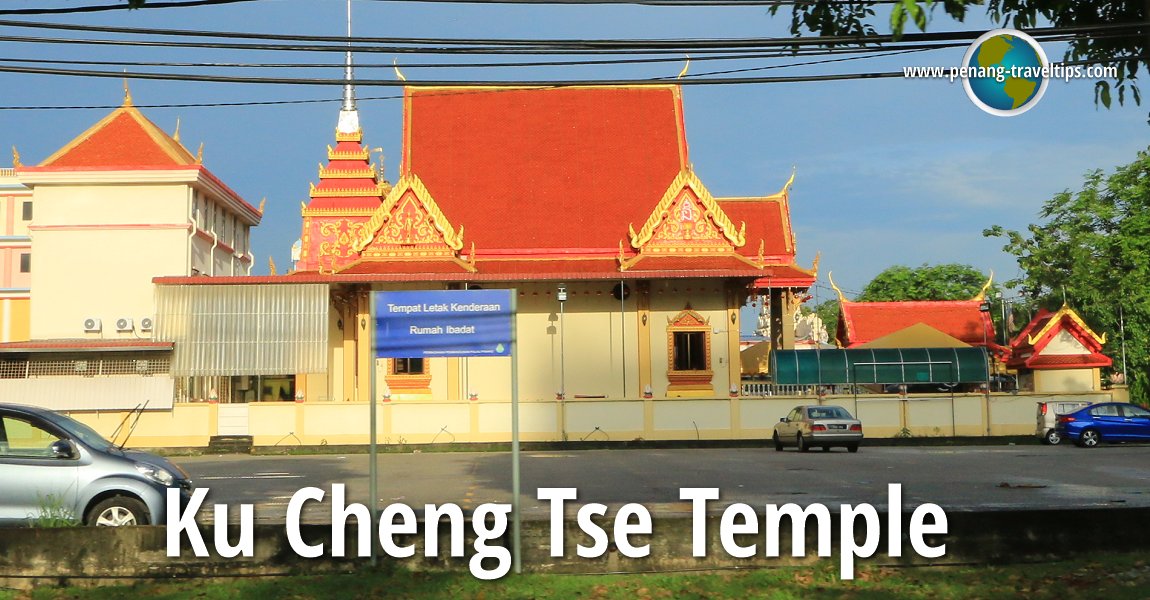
[{"xmin": 175, "ymin": 443, "xmax": 1150, "ymax": 523}]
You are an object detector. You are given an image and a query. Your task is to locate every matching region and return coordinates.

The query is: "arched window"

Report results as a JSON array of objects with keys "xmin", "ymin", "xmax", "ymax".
[{"xmin": 666, "ymin": 305, "xmax": 713, "ymax": 394}]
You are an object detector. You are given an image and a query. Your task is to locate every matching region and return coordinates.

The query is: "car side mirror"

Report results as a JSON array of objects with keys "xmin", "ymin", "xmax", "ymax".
[
  {"xmin": 779, "ymin": 417, "xmax": 787, "ymax": 423},
  {"xmin": 50, "ymin": 439, "xmax": 77, "ymax": 460}
]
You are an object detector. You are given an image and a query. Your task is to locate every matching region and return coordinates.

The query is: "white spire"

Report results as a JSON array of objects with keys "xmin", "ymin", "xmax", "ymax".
[{"xmin": 336, "ymin": 0, "xmax": 360, "ymax": 134}]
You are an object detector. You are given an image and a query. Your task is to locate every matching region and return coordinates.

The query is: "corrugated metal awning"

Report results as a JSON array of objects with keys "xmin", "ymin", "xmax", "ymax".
[
  {"xmin": 770, "ymin": 347, "xmax": 989, "ymax": 385},
  {"xmin": 155, "ymin": 283, "xmax": 329, "ymax": 376}
]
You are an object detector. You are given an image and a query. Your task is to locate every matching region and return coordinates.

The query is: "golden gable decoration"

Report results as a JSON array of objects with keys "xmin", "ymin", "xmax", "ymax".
[
  {"xmin": 628, "ymin": 169, "xmax": 746, "ymax": 252},
  {"xmin": 352, "ymin": 173, "xmax": 467, "ymax": 259}
]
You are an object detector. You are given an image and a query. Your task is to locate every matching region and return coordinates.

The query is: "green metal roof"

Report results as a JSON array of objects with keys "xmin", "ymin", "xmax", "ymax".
[{"xmin": 770, "ymin": 347, "xmax": 989, "ymax": 385}]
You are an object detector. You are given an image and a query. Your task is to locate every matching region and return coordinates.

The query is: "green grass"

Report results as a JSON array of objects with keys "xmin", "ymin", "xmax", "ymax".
[{"xmin": 4, "ymin": 553, "xmax": 1150, "ymax": 600}]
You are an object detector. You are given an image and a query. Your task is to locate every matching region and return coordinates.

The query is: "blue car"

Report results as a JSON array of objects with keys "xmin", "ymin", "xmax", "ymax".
[{"xmin": 1056, "ymin": 402, "xmax": 1150, "ymax": 448}]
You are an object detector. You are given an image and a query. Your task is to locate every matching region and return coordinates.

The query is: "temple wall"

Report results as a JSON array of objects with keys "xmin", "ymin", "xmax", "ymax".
[{"xmin": 62, "ymin": 391, "xmax": 1115, "ymax": 448}]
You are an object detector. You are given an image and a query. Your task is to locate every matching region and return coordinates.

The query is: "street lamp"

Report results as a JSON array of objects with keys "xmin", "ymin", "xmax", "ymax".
[
  {"xmin": 980, "ymin": 300, "xmax": 993, "ymax": 392},
  {"xmin": 558, "ymin": 284, "xmax": 567, "ymax": 401}
]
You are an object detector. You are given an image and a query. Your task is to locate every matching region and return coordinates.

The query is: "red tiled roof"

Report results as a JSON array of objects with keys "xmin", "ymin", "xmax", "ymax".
[
  {"xmin": 838, "ymin": 300, "xmax": 995, "ymax": 347},
  {"xmin": 1006, "ymin": 306, "xmax": 1111, "ymax": 369},
  {"xmin": 39, "ymin": 104, "xmax": 195, "ymax": 168},
  {"xmin": 720, "ymin": 198, "xmax": 792, "ymax": 259},
  {"xmin": 403, "ymin": 86, "xmax": 687, "ymax": 251}
]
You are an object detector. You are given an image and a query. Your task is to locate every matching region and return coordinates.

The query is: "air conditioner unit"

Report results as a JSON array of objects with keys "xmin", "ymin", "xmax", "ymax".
[
  {"xmin": 139, "ymin": 317, "xmax": 154, "ymax": 332},
  {"xmin": 115, "ymin": 317, "xmax": 134, "ymax": 332},
  {"xmin": 82, "ymin": 317, "xmax": 102, "ymax": 333}
]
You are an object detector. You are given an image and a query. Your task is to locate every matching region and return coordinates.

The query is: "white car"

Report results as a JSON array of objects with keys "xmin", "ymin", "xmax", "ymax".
[
  {"xmin": 774, "ymin": 405, "xmax": 863, "ymax": 453},
  {"xmin": 1036, "ymin": 400, "xmax": 1092, "ymax": 445}
]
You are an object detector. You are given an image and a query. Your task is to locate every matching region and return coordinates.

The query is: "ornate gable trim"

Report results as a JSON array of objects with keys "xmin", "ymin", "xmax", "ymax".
[
  {"xmin": 352, "ymin": 173, "xmax": 465, "ymax": 254},
  {"xmin": 628, "ymin": 169, "xmax": 746, "ymax": 251},
  {"xmin": 1027, "ymin": 304, "xmax": 1107, "ymax": 348}
]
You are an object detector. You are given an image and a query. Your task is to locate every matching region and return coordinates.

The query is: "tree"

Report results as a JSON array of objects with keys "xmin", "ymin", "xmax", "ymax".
[
  {"xmin": 770, "ymin": 0, "xmax": 1145, "ymax": 109},
  {"xmin": 984, "ymin": 146, "xmax": 1150, "ymax": 402},
  {"xmin": 857, "ymin": 263, "xmax": 993, "ymax": 302}
]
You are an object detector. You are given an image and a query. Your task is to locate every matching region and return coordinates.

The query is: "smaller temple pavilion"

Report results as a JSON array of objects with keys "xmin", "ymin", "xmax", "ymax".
[
  {"xmin": 1007, "ymin": 304, "xmax": 1112, "ymax": 393},
  {"xmin": 832, "ymin": 274, "xmax": 1003, "ymax": 352}
]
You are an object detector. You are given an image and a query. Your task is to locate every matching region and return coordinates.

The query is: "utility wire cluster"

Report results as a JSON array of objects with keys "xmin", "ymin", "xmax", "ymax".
[{"xmin": 0, "ymin": 8, "xmax": 1143, "ymax": 108}]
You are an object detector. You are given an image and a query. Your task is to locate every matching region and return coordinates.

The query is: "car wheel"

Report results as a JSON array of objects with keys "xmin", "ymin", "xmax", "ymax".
[
  {"xmin": 847, "ymin": 443, "xmax": 860, "ymax": 453},
  {"xmin": 773, "ymin": 432, "xmax": 783, "ymax": 451},
  {"xmin": 797, "ymin": 434, "xmax": 809, "ymax": 452},
  {"xmin": 1045, "ymin": 429, "xmax": 1062, "ymax": 445},
  {"xmin": 87, "ymin": 496, "xmax": 148, "ymax": 526},
  {"xmin": 1078, "ymin": 428, "xmax": 1101, "ymax": 448}
]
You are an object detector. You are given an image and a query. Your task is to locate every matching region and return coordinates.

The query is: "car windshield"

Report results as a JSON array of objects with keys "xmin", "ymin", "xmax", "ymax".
[
  {"xmin": 39, "ymin": 410, "xmax": 114, "ymax": 451},
  {"xmin": 807, "ymin": 407, "xmax": 853, "ymax": 420}
]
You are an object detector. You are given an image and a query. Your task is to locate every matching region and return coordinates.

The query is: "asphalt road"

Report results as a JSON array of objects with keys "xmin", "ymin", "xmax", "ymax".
[{"xmin": 176, "ymin": 444, "xmax": 1150, "ymax": 523}]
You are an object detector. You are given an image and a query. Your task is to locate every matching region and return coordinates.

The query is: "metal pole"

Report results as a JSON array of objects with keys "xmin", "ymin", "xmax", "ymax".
[
  {"xmin": 560, "ymin": 293, "xmax": 566, "ymax": 399},
  {"xmin": 1121, "ymin": 306, "xmax": 1129, "ymax": 384},
  {"xmin": 510, "ymin": 290, "xmax": 522, "ymax": 574},
  {"xmin": 620, "ymin": 280, "xmax": 626, "ymax": 398},
  {"xmin": 368, "ymin": 291, "xmax": 378, "ymax": 567}
]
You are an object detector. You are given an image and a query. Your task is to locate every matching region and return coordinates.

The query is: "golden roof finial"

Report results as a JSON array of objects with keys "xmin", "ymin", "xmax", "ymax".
[
  {"xmin": 971, "ymin": 270, "xmax": 994, "ymax": 301},
  {"xmin": 122, "ymin": 78, "xmax": 133, "ymax": 106},
  {"xmin": 268, "ymin": 256, "xmax": 277, "ymax": 276},
  {"xmin": 195, "ymin": 142, "xmax": 204, "ymax": 164},
  {"xmin": 780, "ymin": 166, "xmax": 796, "ymax": 196},
  {"xmin": 11, "ymin": 146, "xmax": 21, "ymax": 168},
  {"xmin": 258, "ymin": 197, "xmax": 266, "ymax": 215},
  {"xmin": 372, "ymin": 147, "xmax": 385, "ymax": 180},
  {"xmin": 677, "ymin": 54, "xmax": 690, "ymax": 79},
  {"xmin": 828, "ymin": 271, "xmax": 847, "ymax": 304},
  {"xmin": 393, "ymin": 58, "xmax": 407, "ymax": 82},
  {"xmin": 173, "ymin": 118, "xmax": 181, "ymax": 143},
  {"xmin": 300, "ymin": 200, "xmax": 307, "ymax": 213},
  {"xmin": 811, "ymin": 251, "xmax": 821, "ymax": 277}
]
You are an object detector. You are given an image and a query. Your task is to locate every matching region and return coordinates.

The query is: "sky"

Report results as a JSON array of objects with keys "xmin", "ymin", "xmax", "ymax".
[{"xmin": 1, "ymin": 0, "xmax": 1146, "ymax": 309}]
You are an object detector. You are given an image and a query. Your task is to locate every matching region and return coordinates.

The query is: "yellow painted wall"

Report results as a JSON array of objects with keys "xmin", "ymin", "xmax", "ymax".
[
  {"xmin": 648, "ymin": 281, "xmax": 729, "ymax": 397},
  {"xmin": 28, "ymin": 183, "xmax": 190, "ymax": 339},
  {"xmin": 1, "ymin": 297, "xmax": 30, "ymax": 342},
  {"xmin": 1035, "ymin": 369, "xmax": 1097, "ymax": 393},
  {"xmin": 60, "ymin": 390, "xmax": 1114, "ymax": 447}
]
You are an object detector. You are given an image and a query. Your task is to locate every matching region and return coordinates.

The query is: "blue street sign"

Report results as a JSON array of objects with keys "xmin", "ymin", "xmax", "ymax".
[{"xmin": 372, "ymin": 289, "xmax": 513, "ymax": 358}]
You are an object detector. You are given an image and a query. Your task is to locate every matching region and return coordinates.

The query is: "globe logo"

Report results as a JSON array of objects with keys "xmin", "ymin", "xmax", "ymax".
[{"xmin": 961, "ymin": 29, "xmax": 1049, "ymax": 116}]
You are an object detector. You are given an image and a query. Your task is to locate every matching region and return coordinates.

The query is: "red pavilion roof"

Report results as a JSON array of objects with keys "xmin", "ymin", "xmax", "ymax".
[
  {"xmin": 1006, "ymin": 305, "xmax": 1111, "ymax": 370},
  {"xmin": 838, "ymin": 299, "xmax": 997, "ymax": 348}
]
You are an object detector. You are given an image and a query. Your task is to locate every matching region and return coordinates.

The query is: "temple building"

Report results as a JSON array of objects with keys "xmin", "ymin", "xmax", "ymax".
[
  {"xmin": 146, "ymin": 83, "xmax": 817, "ymax": 444},
  {"xmin": 0, "ymin": 87, "xmax": 262, "ymax": 411},
  {"xmin": 832, "ymin": 274, "xmax": 1003, "ymax": 352},
  {"xmin": 1007, "ymin": 303, "xmax": 1112, "ymax": 393}
]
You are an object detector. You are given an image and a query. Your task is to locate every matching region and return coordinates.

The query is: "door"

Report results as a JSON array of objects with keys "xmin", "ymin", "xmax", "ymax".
[
  {"xmin": 1089, "ymin": 404, "xmax": 1127, "ymax": 440},
  {"xmin": 216, "ymin": 403, "xmax": 250, "ymax": 436},
  {"xmin": 0, "ymin": 414, "xmax": 79, "ymax": 524},
  {"xmin": 1119, "ymin": 404, "xmax": 1150, "ymax": 440}
]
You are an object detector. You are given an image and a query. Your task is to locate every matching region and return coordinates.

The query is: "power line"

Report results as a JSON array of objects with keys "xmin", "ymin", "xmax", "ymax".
[
  {"xmin": 0, "ymin": 17, "xmax": 1142, "ymax": 51},
  {"xmin": 0, "ymin": 44, "xmax": 960, "ymax": 70},
  {"xmin": 0, "ymin": 53, "xmax": 1139, "ymax": 90},
  {"xmin": 0, "ymin": 0, "xmax": 905, "ymax": 15},
  {"xmin": 0, "ymin": 0, "xmax": 262, "ymax": 16}
]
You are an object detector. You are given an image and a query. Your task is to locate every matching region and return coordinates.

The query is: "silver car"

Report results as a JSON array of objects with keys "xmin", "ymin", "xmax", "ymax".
[
  {"xmin": 774, "ymin": 405, "xmax": 863, "ymax": 453},
  {"xmin": 0, "ymin": 403, "xmax": 193, "ymax": 526}
]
